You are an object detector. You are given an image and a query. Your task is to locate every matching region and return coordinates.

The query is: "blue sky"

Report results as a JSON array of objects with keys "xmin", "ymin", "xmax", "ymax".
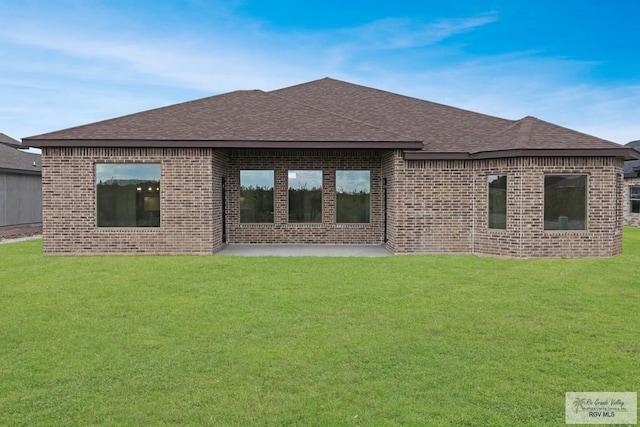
[{"xmin": 1, "ymin": 0, "xmax": 639, "ymax": 145}]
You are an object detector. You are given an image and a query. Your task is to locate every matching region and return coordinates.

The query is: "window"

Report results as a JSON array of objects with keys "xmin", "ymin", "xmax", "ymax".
[
  {"xmin": 336, "ymin": 170, "xmax": 370, "ymax": 223},
  {"xmin": 630, "ymin": 187, "xmax": 640, "ymax": 213},
  {"xmin": 544, "ymin": 174, "xmax": 587, "ymax": 230},
  {"xmin": 240, "ymin": 170, "xmax": 274, "ymax": 223},
  {"xmin": 488, "ymin": 175, "xmax": 507, "ymax": 229},
  {"xmin": 288, "ymin": 170, "xmax": 322, "ymax": 223},
  {"xmin": 96, "ymin": 163, "xmax": 161, "ymax": 227}
]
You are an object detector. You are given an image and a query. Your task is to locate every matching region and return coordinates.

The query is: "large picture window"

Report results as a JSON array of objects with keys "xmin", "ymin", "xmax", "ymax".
[
  {"xmin": 288, "ymin": 170, "xmax": 322, "ymax": 223},
  {"xmin": 544, "ymin": 174, "xmax": 587, "ymax": 230},
  {"xmin": 630, "ymin": 187, "xmax": 640, "ymax": 213},
  {"xmin": 240, "ymin": 170, "xmax": 274, "ymax": 223},
  {"xmin": 488, "ymin": 175, "xmax": 507, "ymax": 229},
  {"xmin": 336, "ymin": 170, "xmax": 370, "ymax": 223},
  {"xmin": 96, "ymin": 163, "xmax": 161, "ymax": 227}
]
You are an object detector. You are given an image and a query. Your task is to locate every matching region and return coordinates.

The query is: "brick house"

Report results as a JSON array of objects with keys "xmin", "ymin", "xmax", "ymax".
[
  {"xmin": 623, "ymin": 140, "xmax": 640, "ymax": 227},
  {"xmin": 24, "ymin": 78, "xmax": 638, "ymax": 257}
]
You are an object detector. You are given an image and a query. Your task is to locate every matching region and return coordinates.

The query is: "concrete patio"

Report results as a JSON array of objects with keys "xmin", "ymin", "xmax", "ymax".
[{"xmin": 216, "ymin": 244, "xmax": 393, "ymax": 257}]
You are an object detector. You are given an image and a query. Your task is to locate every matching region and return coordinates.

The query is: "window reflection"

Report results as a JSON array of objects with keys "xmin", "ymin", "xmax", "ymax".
[
  {"xmin": 336, "ymin": 170, "xmax": 370, "ymax": 223},
  {"xmin": 544, "ymin": 174, "xmax": 587, "ymax": 230},
  {"xmin": 488, "ymin": 175, "xmax": 507, "ymax": 229},
  {"xmin": 96, "ymin": 163, "xmax": 160, "ymax": 227},
  {"xmin": 288, "ymin": 170, "xmax": 322, "ymax": 223},
  {"xmin": 630, "ymin": 187, "xmax": 640, "ymax": 213},
  {"xmin": 240, "ymin": 170, "xmax": 274, "ymax": 223}
]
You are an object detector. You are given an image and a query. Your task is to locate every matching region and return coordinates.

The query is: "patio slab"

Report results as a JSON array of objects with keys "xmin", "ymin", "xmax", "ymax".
[{"xmin": 216, "ymin": 244, "xmax": 393, "ymax": 257}]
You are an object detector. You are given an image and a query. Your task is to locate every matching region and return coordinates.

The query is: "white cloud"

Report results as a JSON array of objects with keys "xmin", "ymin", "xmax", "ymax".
[
  {"xmin": 1, "ymin": 2, "xmax": 638, "ymax": 145},
  {"xmin": 330, "ymin": 13, "xmax": 499, "ymax": 50}
]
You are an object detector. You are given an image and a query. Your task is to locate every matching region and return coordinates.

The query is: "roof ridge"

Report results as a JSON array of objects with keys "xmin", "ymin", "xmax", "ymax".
[
  {"xmin": 273, "ymin": 77, "xmax": 512, "ymax": 125},
  {"xmin": 268, "ymin": 90, "xmax": 422, "ymax": 143},
  {"xmin": 515, "ymin": 116, "xmax": 536, "ymax": 148},
  {"xmin": 523, "ymin": 115, "xmax": 618, "ymax": 145}
]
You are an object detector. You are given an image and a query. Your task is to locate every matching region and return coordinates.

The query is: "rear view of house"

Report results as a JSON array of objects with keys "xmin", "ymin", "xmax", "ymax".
[
  {"xmin": 23, "ymin": 78, "xmax": 638, "ymax": 257},
  {"xmin": 0, "ymin": 133, "xmax": 42, "ymax": 229}
]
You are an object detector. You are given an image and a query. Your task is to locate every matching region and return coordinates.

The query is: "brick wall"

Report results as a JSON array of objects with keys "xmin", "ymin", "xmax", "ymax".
[
  {"xmin": 42, "ymin": 147, "xmax": 219, "ymax": 255},
  {"xmin": 392, "ymin": 156, "xmax": 623, "ymax": 257},
  {"xmin": 381, "ymin": 150, "xmax": 403, "ymax": 252},
  {"xmin": 41, "ymin": 146, "xmax": 624, "ymax": 257},
  {"xmin": 392, "ymin": 159, "xmax": 474, "ymax": 254},
  {"xmin": 226, "ymin": 149, "xmax": 384, "ymax": 244},
  {"xmin": 623, "ymin": 177, "xmax": 640, "ymax": 227}
]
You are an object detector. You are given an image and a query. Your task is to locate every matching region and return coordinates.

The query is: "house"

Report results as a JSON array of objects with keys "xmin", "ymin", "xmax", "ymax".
[
  {"xmin": 23, "ymin": 78, "xmax": 638, "ymax": 257},
  {"xmin": 0, "ymin": 134, "xmax": 42, "ymax": 228},
  {"xmin": 623, "ymin": 140, "xmax": 640, "ymax": 227}
]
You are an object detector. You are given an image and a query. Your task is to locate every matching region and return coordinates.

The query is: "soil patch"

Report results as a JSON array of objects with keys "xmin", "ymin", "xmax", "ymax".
[{"xmin": 0, "ymin": 226, "xmax": 42, "ymax": 242}]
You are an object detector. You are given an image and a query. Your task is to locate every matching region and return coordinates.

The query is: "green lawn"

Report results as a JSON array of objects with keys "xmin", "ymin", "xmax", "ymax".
[{"xmin": 1, "ymin": 232, "xmax": 639, "ymax": 426}]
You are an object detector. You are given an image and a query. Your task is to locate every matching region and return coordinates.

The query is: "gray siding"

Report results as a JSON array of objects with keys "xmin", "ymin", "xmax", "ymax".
[{"xmin": 0, "ymin": 173, "xmax": 42, "ymax": 227}]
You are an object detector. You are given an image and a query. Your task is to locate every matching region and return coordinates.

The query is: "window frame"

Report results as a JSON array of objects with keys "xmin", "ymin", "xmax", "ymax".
[
  {"xmin": 487, "ymin": 174, "xmax": 507, "ymax": 230},
  {"xmin": 95, "ymin": 163, "xmax": 161, "ymax": 228},
  {"xmin": 630, "ymin": 186, "xmax": 640, "ymax": 214},
  {"xmin": 287, "ymin": 170, "xmax": 323, "ymax": 223},
  {"xmin": 543, "ymin": 173, "xmax": 588, "ymax": 231},
  {"xmin": 239, "ymin": 170, "xmax": 275, "ymax": 224},
  {"xmin": 336, "ymin": 170, "xmax": 371, "ymax": 224}
]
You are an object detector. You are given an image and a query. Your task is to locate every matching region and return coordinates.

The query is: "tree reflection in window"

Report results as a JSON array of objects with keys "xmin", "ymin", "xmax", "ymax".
[
  {"xmin": 488, "ymin": 175, "xmax": 507, "ymax": 229},
  {"xmin": 288, "ymin": 170, "xmax": 322, "ymax": 223},
  {"xmin": 240, "ymin": 170, "xmax": 274, "ymax": 223},
  {"xmin": 96, "ymin": 163, "xmax": 160, "ymax": 227},
  {"xmin": 336, "ymin": 170, "xmax": 370, "ymax": 223}
]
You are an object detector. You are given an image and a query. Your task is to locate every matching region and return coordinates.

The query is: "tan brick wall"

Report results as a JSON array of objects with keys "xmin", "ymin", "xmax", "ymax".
[
  {"xmin": 226, "ymin": 149, "xmax": 384, "ymax": 244},
  {"xmin": 212, "ymin": 150, "xmax": 228, "ymax": 247},
  {"xmin": 392, "ymin": 156, "xmax": 623, "ymax": 257},
  {"xmin": 473, "ymin": 157, "xmax": 623, "ymax": 258},
  {"xmin": 41, "ymin": 146, "xmax": 623, "ymax": 257},
  {"xmin": 42, "ymin": 147, "xmax": 219, "ymax": 255},
  {"xmin": 392, "ymin": 159, "xmax": 474, "ymax": 254},
  {"xmin": 381, "ymin": 150, "xmax": 404, "ymax": 252},
  {"xmin": 623, "ymin": 177, "xmax": 640, "ymax": 227}
]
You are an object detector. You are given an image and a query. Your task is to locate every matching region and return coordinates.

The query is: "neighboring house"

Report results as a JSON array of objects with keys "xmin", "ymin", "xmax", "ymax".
[
  {"xmin": 23, "ymin": 78, "xmax": 638, "ymax": 257},
  {"xmin": 0, "ymin": 134, "xmax": 42, "ymax": 228},
  {"xmin": 1, "ymin": 132, "xmax": 24, "ymax": 148},
  {"xmin": 623, "ymin": 140, "xmax": 640, "ymax": 226}
]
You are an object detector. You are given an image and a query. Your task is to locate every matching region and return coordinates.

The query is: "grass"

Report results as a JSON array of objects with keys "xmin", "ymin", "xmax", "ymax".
[{"xmin": 1, "ymin": 232, "xmax": 639, "ymax": 426}]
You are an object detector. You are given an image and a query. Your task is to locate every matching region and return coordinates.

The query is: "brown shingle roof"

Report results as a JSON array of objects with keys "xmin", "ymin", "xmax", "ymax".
[
  {"xmin": 469, "ymin": 116, "xmax": 623, "ymax": 153},
  {"xmin": 272, "ymin": 78, "xmax": 513, "ymax": 152},
  {"xmin": 25, "ymin": 89, "xmax": 421, "ymax": 149},
  {"xmin": 24, "ymin": 77, "xmax": 634, "ymax": 158}
]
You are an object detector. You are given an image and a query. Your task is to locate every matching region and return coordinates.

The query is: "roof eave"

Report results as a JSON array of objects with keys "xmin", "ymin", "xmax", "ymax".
[
  {"xmin": 404, "ymin": 148, "xmax": 638, "ymax": 160},
  {"xmin": 25, "ymin": 139, "xmax": 424, "ymax": 150},
  {"xmin": 0, "ymin": 167, "xmax": 42, "ymax": 176}
]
